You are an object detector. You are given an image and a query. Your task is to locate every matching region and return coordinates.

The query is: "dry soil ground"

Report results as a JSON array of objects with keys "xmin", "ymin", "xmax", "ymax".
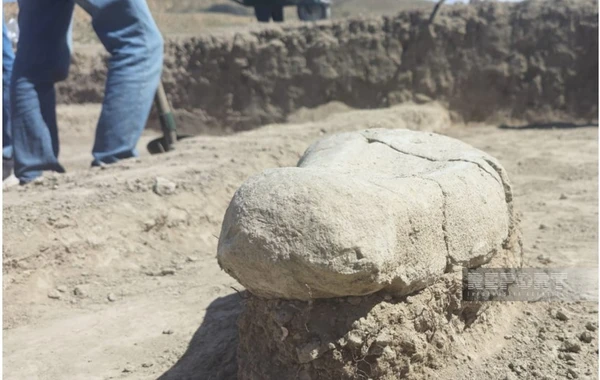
[
  {"xmin": 2, "ymin": 1, "xmax": 599, "ymax": 379},
  {"xmin": 2, "ymin": 101, "xmax": 598, "ymax": 379}
]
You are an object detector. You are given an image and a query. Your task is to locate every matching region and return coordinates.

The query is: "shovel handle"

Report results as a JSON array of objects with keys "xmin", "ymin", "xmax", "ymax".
[{"xmin": 154, "ymin": 82, "xmax": 177, "ymax": 151}]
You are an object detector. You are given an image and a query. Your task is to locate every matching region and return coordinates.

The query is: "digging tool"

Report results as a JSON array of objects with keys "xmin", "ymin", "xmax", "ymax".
[{"xmin": 147, "ymin": 82, "xmax": 187, "ymax": 155}]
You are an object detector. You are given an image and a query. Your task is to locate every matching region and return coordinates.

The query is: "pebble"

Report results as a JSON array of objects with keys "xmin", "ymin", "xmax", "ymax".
[
  {"xmin": 567, "ymin": 368, "xmax": 579, "ymax": 379},
  {"xmin": 560, "ymin": 193, "xmax": 568, "ymax": 200},
  {"xmin": 160, "ymin": 268, "xmax": 176, "ymax": 276},
  {"xmin": 508, "ymin": 362, "xmax": 523, "ymax": 375},
  {"xmin": 579, "ymin": 331, "xmax": 593, "ymax": 343},
  {"xmin": 537, "ymin": 254, "xmax": 551, "ymax": 264},
  {"xmin": 107, "ymin": 293, "xmax": 117, "ymax": 302},
  {"xmin": 539, "ymin": 224, "xmax": 548, "ymax": 230},
  {"xmin": 122, "ymin": 366, "xmax": 134, "ymax": 373},
  {"xmin": 74, "ymin": 287, "xmax": 90, "ymax": 300},
  {"xmin": 504, "ymin": 335, "xmax": 513, "ymax": 340},
  {"xmin": 562, "ymin": 340, "xmax": 582, "ymax": 353},
  {"xmin": 296, "ymin": 341, "xmax": 321, "ymax": 363},
  {"xmin": 556, "ymin": 310, "xmax": 569, "ymax": 321},
  {"xmin": 585, "ymin": 322, "xmax": 596, "ymax": 332},
  {"xmin": 56, "ymin": 285, "xmax": 68, "ymax": 293},
  {"xmin": 162, "ymin": 329, "xmax": 174, "ymax": 335},
  {"xmin": 47, "ymin": 290, "xmax": 62, "ymax": 300},
  {"xmin": 346, "ymin": 330, "xmax": 363, "ymax": 348},
  {"xmin": 153, "ymin": 177, "xmax": 177, "ymax": 196},
  {"xmin": 141, "ymin": 363, "xmax": 153, "ymax": 368},
  {"xmin": 375, "ymin": 331, "xmax": 393, "ymax": 346}
]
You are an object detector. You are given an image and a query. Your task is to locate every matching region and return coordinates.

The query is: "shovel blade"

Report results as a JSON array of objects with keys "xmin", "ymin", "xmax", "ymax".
[{"xmin": 147, "ymin": 135, "xmax": 193, "ymax": 155}]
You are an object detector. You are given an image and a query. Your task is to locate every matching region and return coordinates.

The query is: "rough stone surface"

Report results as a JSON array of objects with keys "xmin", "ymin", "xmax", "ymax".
[
  {"xmin": 218, "ymin": 128, "xmax": 516, "ymax": 300},
  {"xmin": 57, "ymin": 0, "xmax": 597, "ymax": 133},
  {"xmin": 153, "ymin": 177, "xmax": 177, "ymax": 196}
]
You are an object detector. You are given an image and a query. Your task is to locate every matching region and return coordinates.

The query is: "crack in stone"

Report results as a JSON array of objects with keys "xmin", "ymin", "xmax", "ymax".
[
  {"xmin": 420, "ymin": 177, "xmax": 451, "ymax": 270},
  {"xmin": 361, "ymin": 134, "xmax": 516, "ymax": 270},
  {"xmin": 363, "ymin": 135, "xmax": 503, "ymax": 187}
]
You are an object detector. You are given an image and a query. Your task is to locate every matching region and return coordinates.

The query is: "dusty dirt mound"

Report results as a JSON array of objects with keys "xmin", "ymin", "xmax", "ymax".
[
  {"xmin": 238, "ymin": 264, "xmax": 535, "ymax": 380},
  {"xmin": 57, "ymin": 0, "xmax": 597, "ymax": 133},
  {"xmin": 237, "ymin": 276, "xmax": 479, "ymax": 380}
]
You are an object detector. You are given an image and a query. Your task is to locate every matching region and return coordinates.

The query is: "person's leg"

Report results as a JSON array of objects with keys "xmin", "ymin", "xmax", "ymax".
[
  {"xmin": 3, "ymin": 18, "xmax": 15, "ymax": 181},
  {"xmin": 254, "ymin": 6, "xmax": 271, "ymax": 22},
  {"xmin": 3, "ymin": 18, "xmax": 15, "ymax": 162},
  {"xmin": 76, "ymin": 0, "xmax": 163, "ymax": 166},
  {"xmin": 11, "ymin": 0, "xmax": 73, "ymax": 183},
  {"xmin": 271, "ymin": 5, "xmax": 284, "ymax": 22}
]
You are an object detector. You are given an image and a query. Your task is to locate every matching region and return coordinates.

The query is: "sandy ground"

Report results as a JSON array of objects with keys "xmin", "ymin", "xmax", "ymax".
[{"xmin": 2, "ymin": 101, "xmax": 598, "ymax": 379}]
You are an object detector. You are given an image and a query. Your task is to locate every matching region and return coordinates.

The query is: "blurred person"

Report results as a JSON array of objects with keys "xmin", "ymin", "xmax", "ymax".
[
  {"xmin": 11, "ymin": 0, "xmax": 163, "ymax": 184},
  {"xmin": 254, "ymin": 5, "xmax": 284, "ymax": 22},
  {"xmin": 3, "ymin": 9, "xmax": 15, "ymax": 181}
]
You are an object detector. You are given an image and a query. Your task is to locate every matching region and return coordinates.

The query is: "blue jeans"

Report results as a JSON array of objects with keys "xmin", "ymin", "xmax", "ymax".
[
  {"xmin": 11, "ymin": 0, "xmax": 163, "ymax": 183},
  {"xmin": 3, "ymin": 18, "xmax": 14, "ymax": 160}
]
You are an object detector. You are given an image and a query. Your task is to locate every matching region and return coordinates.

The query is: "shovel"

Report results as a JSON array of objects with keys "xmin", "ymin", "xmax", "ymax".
[{"xmin": 147, "ymin": 82, "xmax": 190, "ymax": 154}]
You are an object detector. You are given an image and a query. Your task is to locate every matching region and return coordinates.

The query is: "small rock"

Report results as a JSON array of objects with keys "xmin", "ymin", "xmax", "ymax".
[
  {"xmin": 162, "ymin": 329, "xmax": 174, "ymax": 335},
  {"xmin": 562, "ymin": 340, "xmax": 581, "ymax": 353},
  {"xmin": 537, "ymin": 254, "xmax": 551, "ymax": 265},
  {"xmin": 556, "ymin": 310, "xmax": 569, "ymax": 321},
  {"xmin": 107, "ymin": 293, "xmax": 117, "ymax": 302},
  {"xmin": 382, "ymin": 346, "xmax": 396, "ymax": 360},
  {"xmin": 141, "ymin": 363, "xmax": 153, "ymax": 368},
  {"xmin": 73, "ymin": 286, "xmax": 87, "ymax": 297},
  {"xmin": 567, "ymin": 368, "xmax": 579, "ymax": 379},
  {"xmin": 564, "ymin": 353, "xmax": 576, "ymax": 361},
  {"xmin": 414, "ymin": 93, "xmax": 433, "ymax": 104},
  {"xmin": 186, "ymin": 256, "xmax": 198, "ymax": 263},
  {"xmin": 539, "ymin": 224, "xmax": 548, "ymax": 230},
  {"xmin": 579, "ymin": 331, "xmax": 593, "ymax": 343},
  {"xmin": 504, "ymin": 335, "xmax": 513, "ymax": 340},
  {"xmin": 508, "ymin": 362, "xmax": 522, "ymax": 375},
  {"xmin": 47, "ymin": 290, "xmax": 62, "ymax": 300},
  {"xmin": 160, "ymin": 268, "xmax": 176, "ymax": 276},
  {"xmin": 375, "ymin": 330, "xmax": 393, "ymax": 347},
  {"xmin": 122, "ymin": 366, "xmax": 134, "ymax": 373},
  {"xmin": 559, "ymin": 193, "xmax": 568, "ymax": 200},
  {"xmin": 143, "ymin": 219, "xmax": 156, "ymax": 231},
  {"xmin": 153, "ymin": 177, "xmax": 176, "ymax": 196},
  {"xmin": 296, "ymin": 341, "xmax": 322, "ymax": 363},
  {"xmin": 585, "ymin": 322, "xmax": 596, "ymax": 332},
  {"xmin": 346, "ymin": 330, "xmax": 364, "ymax": 348},
  {"xmin": 56, "ymin": 285, "xmax": 68, "ymax": 293},
  {"xmin": 280, "ymin": 326, "xmax": 289, "ymax": 341}
]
